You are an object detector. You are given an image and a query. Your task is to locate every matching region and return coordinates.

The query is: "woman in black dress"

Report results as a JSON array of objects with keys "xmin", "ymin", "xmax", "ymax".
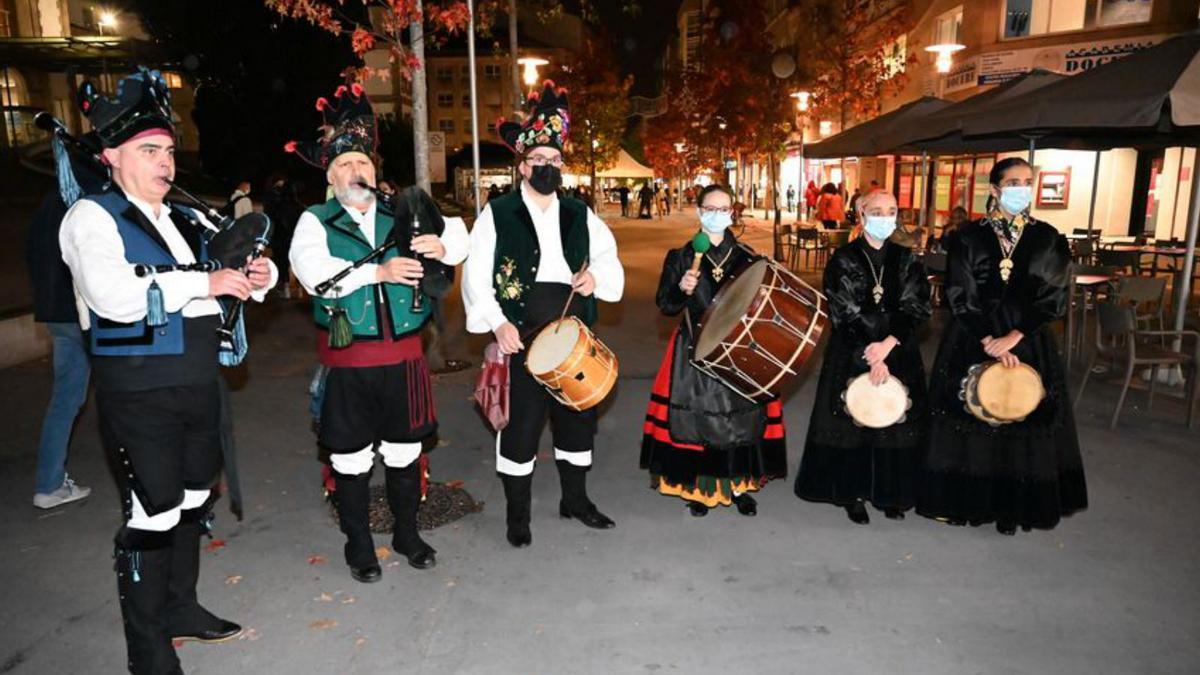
[
  {"xmin": 640, "ymin": 184, "xmax": 787, "ymax": 517},
  {"xmin": 918, "ymin": 157, "xmax": 1087, "ymax": 535},
  {"xmin": 796, "ymin": 190, "xmax": 931, "ymax": 524}
]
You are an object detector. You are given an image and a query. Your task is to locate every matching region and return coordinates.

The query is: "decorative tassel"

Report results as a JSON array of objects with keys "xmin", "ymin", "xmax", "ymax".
[
  {"xmin": 145, "ymin": 277, "xmax": 167, "ymax": 327},
  {"xmin": 218, "ymin": 307, "xmax": 248, "ymax": 367},
  {"xmin": 131, "ymin": 551, "xmax": 142, "ymax": 583},
  {"xmin": 51, "ymin": 134, "xmax": 83, "ymax": 207},
  {"xmin": 328, "ymin": 306, "xmax": 353, "ymax": 349}
]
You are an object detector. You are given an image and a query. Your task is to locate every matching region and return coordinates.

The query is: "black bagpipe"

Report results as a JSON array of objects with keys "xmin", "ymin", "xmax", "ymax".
[
  {"xmin": 313, "ymin": 183, "xmax": 453, "ymax": 348},
  {"xmin": 35, "ymin": 112, "xmax": 271, "ymax": 365}
]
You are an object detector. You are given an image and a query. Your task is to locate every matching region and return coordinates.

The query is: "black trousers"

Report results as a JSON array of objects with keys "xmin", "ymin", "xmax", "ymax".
[
  {"xmin": 97, "ymin": 382, "xmax": 221, "ymax": 516},
  {"xmin": 497, "ymin": 283, "xmax": 597, "ymax": 475}
]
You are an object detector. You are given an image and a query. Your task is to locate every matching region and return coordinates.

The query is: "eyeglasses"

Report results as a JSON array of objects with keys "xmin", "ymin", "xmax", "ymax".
[
  {"xmin": 525, "ymin": 155, "xmax": 564, "ymax": 168},
  {"xmin": 699, "ymin": 206, "xmax": 733, "ymax": 215}
]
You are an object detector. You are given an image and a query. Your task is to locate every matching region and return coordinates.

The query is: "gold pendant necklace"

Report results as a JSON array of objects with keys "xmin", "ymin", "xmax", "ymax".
[
  {"xmin": 862, "ymin": 248, "xmax": 885, "ymax": 304},
  {"xmin": 706, "ymin": 246, "xmax": 734, "ymax": 282}
]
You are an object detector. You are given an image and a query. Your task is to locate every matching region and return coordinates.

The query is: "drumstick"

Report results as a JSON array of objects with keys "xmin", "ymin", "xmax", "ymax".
[
  {"xmin": 556, "ymin": 260, "xmax": 590, "ymax": 331},
  {"xmin": 685, "ymin": 231, "xmax": 712, "ymax": 296}
]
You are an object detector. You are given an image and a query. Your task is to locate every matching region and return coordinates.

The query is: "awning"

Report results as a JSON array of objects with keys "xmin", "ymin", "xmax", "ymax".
[
  {"xmin": 804, "ymin": 97, "xmax": 949, "ymax": 159},
  {"xmin": 595, "ymin": 148, "xmax": 655, "ymax": 179}
]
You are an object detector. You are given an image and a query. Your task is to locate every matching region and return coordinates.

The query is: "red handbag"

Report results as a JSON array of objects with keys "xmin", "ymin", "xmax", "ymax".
[{"xmin": 473, "ymin": 342, "xmax": 510, "ymax": 431}]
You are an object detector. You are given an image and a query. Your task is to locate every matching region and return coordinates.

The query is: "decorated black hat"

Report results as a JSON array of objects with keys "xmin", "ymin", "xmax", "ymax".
[
  {"xmin": 285, "ymin": 83, "xmax": 377, "ymax": 168},
  {"xmin": 497, "ymin": 80, "xmax": 570, "ymax": 155},
  {"xmin": 77, "ymin": 67, "xmax": 175, "ymax": 148}
]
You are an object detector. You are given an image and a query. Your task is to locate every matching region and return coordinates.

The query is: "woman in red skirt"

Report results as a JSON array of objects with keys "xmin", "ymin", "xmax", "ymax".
[{"xmin": 639, "ymin": 184, "xmax": 787, "ymax": 517}]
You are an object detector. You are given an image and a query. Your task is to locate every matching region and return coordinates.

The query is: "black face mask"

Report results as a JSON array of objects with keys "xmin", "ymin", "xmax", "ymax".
[{"xmin": 528, "ymin": 164, "xmax": 562, "ymax": 195}]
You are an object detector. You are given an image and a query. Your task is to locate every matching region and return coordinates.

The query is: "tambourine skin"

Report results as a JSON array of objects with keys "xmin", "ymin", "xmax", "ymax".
[
  {"xmin": 959, "ymin": 361, "xmax": 1045, "ymax": 425},
  {"xmin": 843, "ymin": 373, "xmax": 911, "ymax": 429}
]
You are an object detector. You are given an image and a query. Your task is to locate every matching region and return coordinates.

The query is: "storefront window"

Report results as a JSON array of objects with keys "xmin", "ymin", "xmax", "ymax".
[{"xmin": 1005, "ymin": 0, "xmax": 1151, "ymax": 38}]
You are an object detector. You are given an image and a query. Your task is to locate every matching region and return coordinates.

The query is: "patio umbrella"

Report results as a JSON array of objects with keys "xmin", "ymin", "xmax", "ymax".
[{"xmin": 804, "ymin": 96, "xmax": 950, "ymax": 159}]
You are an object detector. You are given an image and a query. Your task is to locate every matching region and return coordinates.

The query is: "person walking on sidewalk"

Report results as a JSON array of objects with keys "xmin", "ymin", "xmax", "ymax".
[{"xmin": 26, "ymin": 130, "xmax": 108, "ymax": 509}]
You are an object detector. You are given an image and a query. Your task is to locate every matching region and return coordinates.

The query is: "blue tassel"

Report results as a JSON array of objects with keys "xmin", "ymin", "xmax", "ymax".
[
  {"xmin": 131, "ymin": 552, "xmax": 142, "ymax": 583},
  {"xmin": 218, "ymin": 307, "xmax": 248, "ymax": 367},
  {"xmin": 145, "ymin": 278, "xmax": 167, "ymax": 327},
  {"xmin": 51, "ymin": 134, "xmax": 83, "ymax": 207}
]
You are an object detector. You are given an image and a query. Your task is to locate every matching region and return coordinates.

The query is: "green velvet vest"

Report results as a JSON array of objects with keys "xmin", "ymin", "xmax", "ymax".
[
  {"xmin": 307, "ymin": 198, "xmax": 430, "ymax": 339},
  {"xmin": 488, "ymin": 190, "xmax": 595, "ymax": 328}
]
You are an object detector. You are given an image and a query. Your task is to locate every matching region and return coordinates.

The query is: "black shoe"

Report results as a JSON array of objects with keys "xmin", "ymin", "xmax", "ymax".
[
  {"xmin": 688, "ymin": 502, "xmax": 709, "ymax": 517},
  {"xmin": 396, "ymin": 544, "xmax": 437, "ymax": 569},
  {"xmin": 559, "ymin": 502, "xmax": 616, "ymax": 529},
  {"xmin": 884, "ymin": 508, "xmax": 906, "ymax": 521},
  {"xmin": 732, "ymin": 493, "xmax": 757, "ymax": 517},
  {"xmin": 506, "ymin": 525, "xmax": 532, "ymax": 548},
  {"xmin": 351, "ymin": 564, "xmax": 383, "ymax": 583},
  {"xmin": 845, "ymin": 502, "xmax": 870, "ymax": 525},
  {"xmin": 996, "ymin": 522, "xmax": 1017, "ymax": 536},
  {"xmin": 171, "ymin": 617, "xmax": 243, "ymax": 644}
]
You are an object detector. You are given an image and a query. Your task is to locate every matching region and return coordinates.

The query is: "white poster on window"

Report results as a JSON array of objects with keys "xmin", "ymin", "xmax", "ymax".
[
  {"xmin": 978, "ymin": 34, "xmax": 1167, "ymax": 85},
  {"xmin": 429, "ymin": 132, "xmax": 446, "ymax": 184}
]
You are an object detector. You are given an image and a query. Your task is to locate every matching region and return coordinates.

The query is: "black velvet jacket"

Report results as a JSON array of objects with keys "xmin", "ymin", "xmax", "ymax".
[
  {"xmin": 945, "ymin": 217, "xmax": 1070, "ymax": 343},
  {"xmin": 824, "ymin": 237, "xmax": 931, "ymax": 350}
]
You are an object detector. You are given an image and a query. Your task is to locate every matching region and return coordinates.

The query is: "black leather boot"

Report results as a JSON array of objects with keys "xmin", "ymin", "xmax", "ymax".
[
  {"xmin": 114, "ymin": 527, "xmax": 183, "ymax": 675},
  {"xmin": 556, "ymin": 460, "xmax": 615, "ymax": 530},
  {"xmin": 167, "ymin": 506, "xmax": 242, "ymax": 643},
  {"xmin": 845, "ymin": 501, "xmax": 870, "ymax": 525},
  {"xmin": 385, "ymin": 464, "xmax": 436, "ymax": 569},
  {"xmin": 333, "ymin": 470, "xmax": 380, "ymax": 582},
  {"xmin": 501, "ymin": 474, "xmax": 533, "ymax": 548}
]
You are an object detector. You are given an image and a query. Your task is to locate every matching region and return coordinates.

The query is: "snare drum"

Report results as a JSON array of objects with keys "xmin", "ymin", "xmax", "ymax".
[
  {"xmin": 525, "ymin": 317, "xmax": 619, "ymax": 411},
  {"xmin": 692, "ymin": 258, "xmax": 826, "ymax": 402},
  {"xmin": 959, "ymin": 361, "xmax": 1044, "ymax": 425},
  {"xmin": 842, "ymin": 373, "xmax": 911, "ymax": 428}
]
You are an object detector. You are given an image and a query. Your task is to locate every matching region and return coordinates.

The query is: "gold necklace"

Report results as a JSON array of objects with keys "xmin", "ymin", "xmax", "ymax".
[
  {"xmin": 990, "ymin": 211, "xmax": 1026, "ymax": 283},
  {"xmin": 706, "ymin": 246, "xmax": 735, "ymax": 282},
  {"xmin": 861, "ymin": 247, "xmax": 885, "ymax": 304}
]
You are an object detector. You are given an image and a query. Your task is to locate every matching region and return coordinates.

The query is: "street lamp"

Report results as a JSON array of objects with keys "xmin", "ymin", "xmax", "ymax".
[
  {"xmin": 925, "ymin": 43, "xmax": 965, "ymax": 74},
  {"xmin": 819, "ymin": 120, "xmax": 833, "ymax": 136},
  {"xmin": 97, "ymin": 10, "xmax": 117, "ymax": 35},
  {"xmin": 517, "ymin": 57, "xmax": 549, "ymax": 88}
]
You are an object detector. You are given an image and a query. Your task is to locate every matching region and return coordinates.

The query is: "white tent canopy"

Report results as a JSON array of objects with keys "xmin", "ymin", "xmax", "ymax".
[{"xmin": 595, "ymin": 149, "xmax": 655, "ymax": 179}]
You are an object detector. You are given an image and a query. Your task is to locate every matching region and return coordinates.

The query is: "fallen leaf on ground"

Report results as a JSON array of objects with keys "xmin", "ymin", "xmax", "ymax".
[
  {"xmin": 375, "ymin": 546, "xmax": 392, "ymax": 561},
  {"xmin": 445, "ymin": 480, "xmax": 465, "ymax": 489},
  {"xmin": 314, "ymin": 592, "xmax": 333, "ymax": 603},
  {"xmin": 225, "ymin": 575, "xmax": 242, "ymax": 585},
  {"xmin": 204, "ymin": 539, "xmax": 227, "ymax": 553},
  {"xmin": 341, "ymin": 597, "xmax": 357, "ymax": 604},
  {"xmin": 310, "ymin": 619, "xmax": 338, "ymax": 630},
  {"xmin": 308, "ymin": 555, "xmax": 327, "ymax": 566},
  {"xmin": 239, "ymin": 628, "xmax": 261, "ymax": 642},
  {"xmin": 355, "ymin": 637, "xmax": 367, "ymax": 647}
]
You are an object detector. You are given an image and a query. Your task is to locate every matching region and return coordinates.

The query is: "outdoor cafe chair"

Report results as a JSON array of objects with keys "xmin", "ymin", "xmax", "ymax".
[
  {"xmin": 775, "ymin": 224, "xmax": 796, "ymax": 267},
  {"xmin": 794, "ymin": 228, "xmax": 822, "ymax": 271},
  {"xmin": 1075, "ymin": 301, "xmax": 1199, "ymax": 430},
  {"xmin": 1114, "ymin": 275, "xmax": 1169, "ymax": 336},
  {"xmin": 924, "ymin": 251, "xmax": 948, "ymax": 307},
  {"xmin": 1096, "ymin": 249, "xmax": 1141, "ymax": 276}
]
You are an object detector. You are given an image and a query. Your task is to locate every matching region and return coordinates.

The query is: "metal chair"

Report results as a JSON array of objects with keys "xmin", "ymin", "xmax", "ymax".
[
  {"xmin": 1072, "ymin": 238, "xmax": 1095, "ymax": 266},
  {"xmin": 1075, "ymin": 301, "xmax": 1199, "ymax": 429},
  {"xmin": 1113, "ymin": 275, "xmax": 1168, "ymax": 335},
  {"xmin": 924, "ymin": 252, "xmax": 948, "ymax": 307},
  {"xmin": 1096, "ymin": 249, "xmax": 1141, "ymax": 275},
  {"xmin": 775, "ymin": 224, "xmax": 796, "ymax": 266},
  {"xmin": 795, "ymin": 228, "xmax": 822, "ymax": 270}
]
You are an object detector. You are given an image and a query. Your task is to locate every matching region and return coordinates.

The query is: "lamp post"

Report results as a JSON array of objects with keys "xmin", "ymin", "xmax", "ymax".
[
  {"xmin": 790, "ymin": 90, "xmax": 809, "ymax": 223},
  {"xmin": 716, "ymin": 116, "xmax": 728, "ymax": 187},
  {"xmin": 925, "ymin": 43, "xmax": 966, "ymax": 75}
]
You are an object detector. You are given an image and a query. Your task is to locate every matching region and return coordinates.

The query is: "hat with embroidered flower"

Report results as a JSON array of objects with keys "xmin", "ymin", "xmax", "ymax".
[
  {"xmin": 285, "ymin": 82, "xmax": 377, "ymax": 168},
  {"xmin": 497, "ymin": 79, "xmax": 570, "ymax": 156}
]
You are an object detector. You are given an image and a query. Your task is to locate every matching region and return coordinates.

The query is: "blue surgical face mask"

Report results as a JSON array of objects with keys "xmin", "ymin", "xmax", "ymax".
[
  {"xmin": 699, "ymin": 210, "xmax": 732, "ymax": 234},
  {"xmin": 863, "ymin": 214, "xmax": 897, "ymax": 241},
  {"xmin": 998, "ymin": 185, "xmax": 1033, "ymax": 215}
]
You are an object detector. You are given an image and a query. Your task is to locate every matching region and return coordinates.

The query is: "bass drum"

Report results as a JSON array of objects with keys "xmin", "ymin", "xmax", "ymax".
[{"xmin": 692, "ymin": 257, "xmax": 826, "ymax": 402}]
